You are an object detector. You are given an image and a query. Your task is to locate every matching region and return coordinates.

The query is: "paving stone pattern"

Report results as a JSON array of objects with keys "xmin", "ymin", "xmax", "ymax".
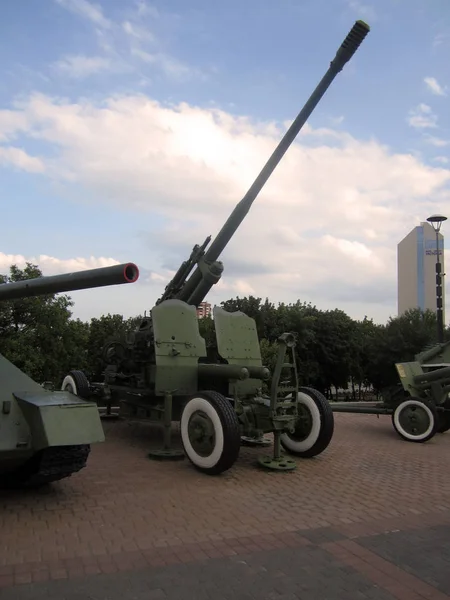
[
  {"xmin": 358, "ymin": 524, "xmax": 450, "ymax": 596},
  {"xmin": 1, "ymin": 413, "xmax": 450, "ymax": 599},
  {"xmin": 1, "ymin": 544, "xmax": 400, "ymax": 600}
]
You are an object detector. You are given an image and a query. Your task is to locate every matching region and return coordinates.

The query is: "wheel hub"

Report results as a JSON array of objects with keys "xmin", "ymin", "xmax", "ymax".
[
  {"xmin": 288, "ymin": 404, "xmax": 313, "ymax": 441},
  {"xmin": 188, "ymin": 411, "xmax": 216, "ymax": 457},
  {"xmin": 399, "ymin": 404, "xmax": 430, "ymax": 436}
]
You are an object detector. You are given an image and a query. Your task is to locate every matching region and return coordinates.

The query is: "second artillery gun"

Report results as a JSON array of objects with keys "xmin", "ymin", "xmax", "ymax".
[
  {"xmin": 0, "ymin": 262, "xmax": 139, "ymax": 487},
  {"xmin": 331, "ymin": 340, "xmax": 450, "ymax": 443},
  {"xmin": 62, "ymin": 21, "xmax": 371, "ymax": 475}
]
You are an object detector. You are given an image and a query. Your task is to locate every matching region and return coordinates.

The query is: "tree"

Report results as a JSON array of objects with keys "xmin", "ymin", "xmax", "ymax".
[
  {"xmin": 1, "ymin": 260, "xmax": 445, "ymax": 401},
  {"xmin": 349, "ymin": 317, "xmax": 380, "ymax": 399},
  {"xmin": 306, "ymin": 309, "xmax": 357, "ymax": 397},
  {"xmin": 365, "ymin": 308, "xmax": 439, "ymax": 392},
  {"xmin": 0, "ymin": 262, "xmax": 76, "ymax": 383},
  {"xmin": 85, "ymin": 313, "xmax": 139, "ymax": 380}
]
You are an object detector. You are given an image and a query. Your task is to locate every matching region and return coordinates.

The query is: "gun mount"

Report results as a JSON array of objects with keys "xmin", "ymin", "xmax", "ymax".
[
  {"xmin": 331, "ymin": 357, "xmax": 450, "ymax": 441},
  {"xmin": 0, "ymin": 262, "xmax": 139, "ymax": 488},
  {"xmin": 330, "ymin": 337, "xmax": 450, "ymax": 441},
  {"xmin": 157, "ymin": 20, "xmax": 370, "ymax": 308},
  {"xmin": 62, "ymin": 21, "xmax": 371, "ymax": 475}
]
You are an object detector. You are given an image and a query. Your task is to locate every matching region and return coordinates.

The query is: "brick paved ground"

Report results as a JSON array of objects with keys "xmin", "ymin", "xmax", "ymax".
[{"xmin": 1, "ymin": 412, "xmax": 450, "ymax": 599}]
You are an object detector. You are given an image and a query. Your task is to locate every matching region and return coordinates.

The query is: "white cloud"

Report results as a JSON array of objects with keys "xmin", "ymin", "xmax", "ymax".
[
  {"xmin": 122, "ymin": 20, "xmax": 155, "ymax": 43},
  {"xmin": 0, "ymin": 146, "xmax": 45, "ymax": 173},
  {"xmin": 130, "ymin": 48, "xmax": 204, "ymax": 82},
  {"xmin": 135, "ymin": 1, "xmax": 159, "ymax": 19},
  {"xmin": 433, "ymin": 32, "xmax": 449, "ymax": 48},
  {"xmin": 54, "ymin": 0, "xmax": 111, "ymax": 28},
  {"xmin": 52, "ymin": 55, "xmax": 114, "ymax": 78},
  {"xmin": 346, "ymin": 0, "xmax": 377, "ymax": 22},
  {"xmin": 53, "ymin": 0, "xmax": 204, "ymax": 84},
  {"xmin": 407, "ymin": 103, "xmax": 438, "ymax": 129},
  {"xmin": 425, "ymin": 135, "xmax": 449, "ymax": 148},
  {"xmin": 0, "ymin": 111, "xmax": 29, "ymax": 142},
  {"xmin": 329, "ymin": 115, "xmax": 345, "ymax": 126},
  {"xmin": 434, "ymin": 156, "xmax": 449, "ymax": 165},
  {"xmin": 424, "ymin": 76, "xmax": 447, "ymax": 96},
  {"xmin": 0, "ymin": 252, "xmax": 119, "ymax": 274},
  {"xmin": 1, "ymin": 93, "xmax": 450, "ymax": 323}
]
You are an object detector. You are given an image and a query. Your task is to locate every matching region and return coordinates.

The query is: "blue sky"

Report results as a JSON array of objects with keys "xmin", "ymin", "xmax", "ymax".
[{"xmin": 0, "ymin": 0, "xmax": 449, "ymax": 323}]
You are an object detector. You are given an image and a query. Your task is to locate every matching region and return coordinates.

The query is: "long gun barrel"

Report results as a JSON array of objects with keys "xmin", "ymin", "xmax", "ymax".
[
  {"xmin": 167, "ymin": 20, "xmax": 370, "ymax": 307},
  {"xmin": 415, "ymin": 341, "xmax": 450, "ymax": 364},
  {"xmin": 0, "ymin": 262, "xmax": 139, "ymax": 301}
]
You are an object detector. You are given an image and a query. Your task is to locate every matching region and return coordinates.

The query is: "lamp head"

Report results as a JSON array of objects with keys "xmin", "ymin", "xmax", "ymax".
[{"xmin": 427, "ymin": 214, "xmax": 447, "ymax": 233}]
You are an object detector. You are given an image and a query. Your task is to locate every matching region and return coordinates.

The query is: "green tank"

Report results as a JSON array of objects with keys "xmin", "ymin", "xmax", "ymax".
[
  {"xmin": 0, "ymin": 262, "xmax": 139, "ymax": 488},
  {"xmin": 62, "ymin": 21, "xmax": 371, "ymax": 475}
]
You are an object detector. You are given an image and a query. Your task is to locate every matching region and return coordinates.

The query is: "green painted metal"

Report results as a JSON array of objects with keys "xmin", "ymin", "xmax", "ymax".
[
  {"xmin": 214, "ymin": 306, "xmax": 270, "ymax": 399},
  {"xmin": 331, "ymin": 357, "xmax": 450, "ymax": 442},
  {"xmin": 0, "ymin": 263, "xmax": 139, "ymax": 488},
  {"xmin": 62, "ymin": 21, "xmax": 370, "ymax": 475},
  {"xmin": 14, "ymin": 390, "xmax": 105, "ymax": 450},
  {"xmin": 0, "ymin": 262, "xmax": 139, "ymax": 300},
  {"xmin": 415, "ymin": 340, "xmax": 450, "ymax": 368},
  {"xmin": 158, "ymin": 21, "xmax": 371, "ymax": 309},
  {"xmin": 258, "ymin": 454, "xmax": 297, "ymax": 471}
]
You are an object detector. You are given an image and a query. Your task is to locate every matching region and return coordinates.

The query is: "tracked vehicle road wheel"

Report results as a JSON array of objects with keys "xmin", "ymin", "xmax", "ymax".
[
  {"xmin": 0, "ymin": 445, "xmax": 91, "ymax": 489},
  {"xmin": 392, "ymin": 398, "xmax": 437, "ymax": 443},
  {"xmin": 61, "ymin": 370, "xmax": 90, "ymax": 399},
  {"xmin": 280, "ymin": 387, "xmax": 334, "ymax": 458},
  {"xmin": 180, "ymin": 390, "xmax": 241, "ymax": 475}
]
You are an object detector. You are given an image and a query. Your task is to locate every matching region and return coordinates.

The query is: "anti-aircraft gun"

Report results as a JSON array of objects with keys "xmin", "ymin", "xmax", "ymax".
[
  {"xmin": 62, "ymin": 20, "xmax": 371, "ymax": 475},
  {"xmin": 0, "ymin": 262, "xmax": 139, "ymax": 487}
]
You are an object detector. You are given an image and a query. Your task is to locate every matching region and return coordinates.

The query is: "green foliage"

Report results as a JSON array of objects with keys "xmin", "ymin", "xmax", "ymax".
[
  {"xmin": 259, "ymin": 338, "xmax": 279, "ymax": 373},
  {"xmin": 364, "ymin": 308, "xmax": 440, "ymax": 391},
  {"xmin": 0, "ymin": 263, "xmax": 75, "ymax": 383},
  {"xmin": 0, "ymin": 262, "xmax": 447, "ymax": 398},
  {"xmin": 198, "ymin": 314, "xmax": 216, "ymax": 348},
  {"xmin": 207, "ymin": 297, "xmax": 444, "ymax": 398},
  {"xmin": 86, "ymin": 313, "xmax": 143, "ymax": 380}
]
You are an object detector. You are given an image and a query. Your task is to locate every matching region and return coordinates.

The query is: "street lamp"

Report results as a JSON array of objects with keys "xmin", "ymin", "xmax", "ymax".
[{"xmin": 427, "ymin": 213, "xmax": 447, "ymax": 343}]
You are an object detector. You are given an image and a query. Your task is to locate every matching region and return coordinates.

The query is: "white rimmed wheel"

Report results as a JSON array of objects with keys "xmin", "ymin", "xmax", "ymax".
[
  {"xmin": 436, "ymin": 398, "xmax": 450, "ymax": 433},
  {"xmin": 180, "ymin": 390, "xmax": 241, "ymax": 475},
  {"xmin": 61, "ymin": 370, "xmax": 90, "ymax": 399},
  {"xmin": 280, "ymin": 386, "xmax": 334, "ymax": 458},
  {"xmin": 392, "ymin": 398, "xmax": 437, "ymax": 443},
  {"xmin": 437, "ymin": 412, "xmax": 450, "ymax": 433}
]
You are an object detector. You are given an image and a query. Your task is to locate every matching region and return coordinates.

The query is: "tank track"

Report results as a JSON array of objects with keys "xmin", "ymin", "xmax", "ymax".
[{"xmin": 0, "ymin": 444, "xmax": 91, "ymax": 489}]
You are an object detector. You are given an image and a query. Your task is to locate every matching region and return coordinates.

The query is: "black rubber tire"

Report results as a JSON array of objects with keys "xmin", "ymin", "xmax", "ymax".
[
  {"xmin": 280, "ymin": 386, "xmax": 335, "ymax": 458},
  {"xmin": 436, "ymin": 411, "xmax": 450, "ymax": 433},
  {"xmin": 61, "ymin": 370, "xmax": 90, "ymax": 399},
  {"xmin": 391, "ymin": 397, "xmax": 438, "ymax": 443},
  {"xmin": 180, "ymin": 390, "xmax": 241, "ymax": 475},
  {"xmin": 0, "ymin": 445, "xmax": 91, "ymax": 489}
]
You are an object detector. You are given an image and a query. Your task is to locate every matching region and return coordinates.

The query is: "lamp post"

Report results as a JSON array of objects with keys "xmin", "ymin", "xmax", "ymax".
[{"xmin": 426, "ymin": 213, "xmax": 447, "ymax": 343}]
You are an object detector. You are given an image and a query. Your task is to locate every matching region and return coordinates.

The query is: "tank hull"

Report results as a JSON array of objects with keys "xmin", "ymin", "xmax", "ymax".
[{"xmin": 0, "ymin": 347, "xmax": 104, "ymax": 487}]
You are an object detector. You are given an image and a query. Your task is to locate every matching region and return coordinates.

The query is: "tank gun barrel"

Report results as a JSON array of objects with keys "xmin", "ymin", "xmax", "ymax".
[
  {"xmin": 173, "ymin": 20, "xmax": 370, "ymax": 307},
  {"xmin": 0, "ymin": 262, "xmax": 140, "ymax": 301}
]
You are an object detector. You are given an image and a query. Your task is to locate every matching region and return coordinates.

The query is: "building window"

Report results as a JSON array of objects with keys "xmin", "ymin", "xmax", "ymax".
[{"xmin": 196, "ymin": 302, "xmax": 211, "ymax": 319}]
